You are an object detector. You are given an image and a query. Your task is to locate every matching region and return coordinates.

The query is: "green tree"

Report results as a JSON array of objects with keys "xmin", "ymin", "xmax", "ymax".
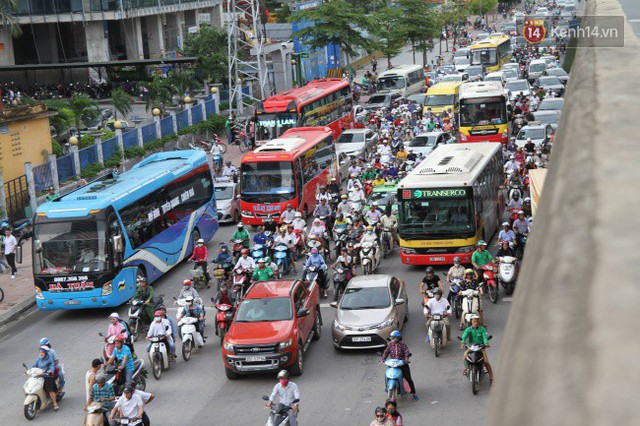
[
  {"xmin": 0, "ymin": 0, "xmax": 22, "ymax": 37},
  {"xmin": 44, "ymin": 99, "xmax": 75, "ymax": 134},
  {"xmin": 469, "ymin": 0, "xmax": 498, "ymax": 17},
  {"xmin": 398, "ymin": 0, "xmax": 441, "ymax": 65},
  {"xmin": 139, "ymin": 76, "xmax": 175, "ymax": 112},
  {"xmin": 68, "ymin": 93, "xmax": 99, "ymax": 130},
  {"xmin": 181, "ymin": 26, "xmax": 228, "ymax": 87},
  {"xmin": 371, "ymin": 5, "xmax": 407, "ymax": 69},
  {"xmin": 167, "ymin": 69, "xmax": 200, "ymax": 102},
  {"xmin": 290, "ymin": 0, "xmax": 373, "ymax": 65},
  {"xmin": 275, "ymin": 4, "xmax": 291, "ymax": 22},
  {"xmin": 110, "ymin": 87, "xmax": 133, "ymax": 120},
  {"xmin": 440, "ymin": 1, "xmax": 471, "ymax": 51}
]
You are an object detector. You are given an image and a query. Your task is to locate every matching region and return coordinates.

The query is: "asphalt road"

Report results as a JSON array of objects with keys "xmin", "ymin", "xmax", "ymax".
[{"xmin": 0, "ymin": 219, "xmax": 511, "ymax": 425}]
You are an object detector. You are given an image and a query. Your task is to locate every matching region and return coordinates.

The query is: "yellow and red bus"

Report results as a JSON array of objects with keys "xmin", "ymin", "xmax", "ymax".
[
  {"xmin": 240, "ymin": 127, "xmax": 337, "ymax": 225},
  {"xmin": 255, "ymin": 78, "xmax": 353, "ymax": 145},
  {"xmin": 469, "ymin": 35, "xmax": 512, "ymax": 73},
  {"xmin": 397, "ymin": 143, "xmax": 505, "ymax": 266},
  {"xmin": 458, "ymin": 81, "xmax": 510, "ymax": 144}
]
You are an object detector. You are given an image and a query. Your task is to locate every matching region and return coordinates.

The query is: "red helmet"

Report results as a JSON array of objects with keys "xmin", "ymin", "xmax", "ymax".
[
  {"xmin": 183, "ymin": 279, "xmax": 192, "ymax": 286},
  {"xmin": 241, "ymin": 248, "xmax": 249, "ymax": 255},
  {"xmin": 115, "ymin": 335, "xmax": 125, "ymax": 343},
  {"xmin": 154, "ymin": 310, "xmax": 163, "ymax": 317}
]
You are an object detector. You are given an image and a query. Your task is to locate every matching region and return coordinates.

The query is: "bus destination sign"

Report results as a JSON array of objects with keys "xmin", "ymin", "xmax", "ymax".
[{"xmin": 403, "ymin": 188, "xmax": 467, "ymax": 199}]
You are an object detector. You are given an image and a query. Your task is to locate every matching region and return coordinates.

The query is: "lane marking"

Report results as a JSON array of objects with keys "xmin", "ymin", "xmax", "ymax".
[
  {"xmin": 629, "ymin": 19, "xmax": 640, "ymax": 23},
  {"xmin": 502, "ymin": 297, "xmax": 513, "ymax": 302}
]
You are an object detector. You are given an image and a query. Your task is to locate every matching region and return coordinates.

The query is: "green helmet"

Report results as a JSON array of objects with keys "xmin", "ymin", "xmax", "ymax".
[
  {"xmin": 265, "ymin": 256, "xmax": 271, "ymax": 263},
  {"xmin": 477, "ymin": 240, "xmax": 487, "ymax": 247}
]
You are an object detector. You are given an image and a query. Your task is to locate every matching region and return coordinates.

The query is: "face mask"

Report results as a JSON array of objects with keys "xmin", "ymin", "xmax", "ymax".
[
  {"xmin": 279, "ymin": 379, "xmax": 289, "ymax": 386},
  {"xmin": 197, "ymin": 243, "xmax": 203, "ymax": 247},
  {"xmin": 367, "ymin": 231, "xmax": 373, "ymax": 235},
  {"xmin": 39, "ymin": 353, "xmax": 45, "ymax": 358}
]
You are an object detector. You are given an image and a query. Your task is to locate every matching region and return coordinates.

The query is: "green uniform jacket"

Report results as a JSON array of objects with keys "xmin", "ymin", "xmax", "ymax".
[{"xmin": 461, "ymin": 325, "xmax": 488, "ymax": 345}]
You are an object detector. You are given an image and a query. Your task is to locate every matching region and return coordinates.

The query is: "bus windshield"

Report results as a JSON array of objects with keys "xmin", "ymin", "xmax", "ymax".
[
  {"xmin": 459, "ymin": 97, "xmax": 507, "ymax": 127},
  {"xmin": 255, "ymin": 113, "xmax": 298, "ymax": 141},
  {"xmin": 398, "ymin": 191, "xmax": 475, "ymax": 238},
  {"xmin": 377, "ymin": 76, "xmax": 406, "ymax": 91},
  {"xmin": 240, "ymin": 161, "xmax": 296, "ymax": 203},
  {"xmin": 426, "ymin": 94, "xmax": 455, "ymax": 106},
  {"xmin": 470, "ymin": 48, "xmax": 497, "ymax": 66},
  {"xmin": 34, "ymin": 218, "xmax": 109, "ymax": 275}
]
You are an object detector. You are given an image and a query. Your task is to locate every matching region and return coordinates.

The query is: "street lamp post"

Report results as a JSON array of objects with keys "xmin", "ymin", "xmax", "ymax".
[{"xmin": 291, "ymin": 59, "xmax": 297, "ymax": 87}]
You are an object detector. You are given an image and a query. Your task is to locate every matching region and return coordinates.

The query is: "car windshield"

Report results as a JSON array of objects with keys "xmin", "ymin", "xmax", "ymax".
[
  {"xmin": 534, "ymin": 112, "xmax": 560, "ymax": 125},
  {"xmin": 538, "ymin": 99, "xmax": 564, "ymax": 110},
  {"xmin": 235, "ymin": 297, "xmax": 293, "ymax": 322},
  {"xmin": 398, "ymin": 188, "xmax": 475, "ymax": 238},
  {"xmin": 506, "ymin": 81, "xmax": 529, "ymax": 92},
  {"xmin": 503, "ymin": 70, "xmax": 518, "ymax": 79},
  {"xmin": 34, "ymin": 218, "xmax": 109, "ymax": 275},
  {"xmin": 530, "ymin": 63, "xmax": 546, "ymax": 73},
  {"xmin": 470, "ymin": 48, "xmax": 497, "ymax": 66},
  {"xmin": 377, "ymin": 76, "xmax": 406, "ymax": 90},
  {"xmin": 467, "ymin": 66, "xmax": 484, "ymax": 76},
  {"xmin": 485, "ymin": 75, "xmax": 503, "ymax": 82},
  {"xmin": 337, "ymin": 132, "xmax": 365, "ymax": 143},
  {"xmin": 426, "ymin": 94, "xmax": 455, "ymax": 106},
  {"xmin": 454, "ymin": 49, "xmax": 469, "ymax": 58},
  {"xmin": 540, "ymin": 77, "xmax": 562, "ymax": 86},
  {"xmin": 367, "ymin": 190, "xmax": 396, "ymax": 208},
  {"xmin": 240, "ymin": 161, "xmax": 296, "ymax": 203},
  {"xmin": 367, "ymin": 94, "xmax": 388, "ymax": 104},
  {"xmin": 410, "ymin": 135, "xmax": 438, "ymax": 147},
  {"xmin": 340, "ymin": 286, "xmax": 391, "ymax": 310},
  {"xmin": 455, "ymin": 58, "xmax": 470, "ymax": 66},
  {"xmin": 441, "ymin": 75, "xmax": 462, "ymax": 82},
  {"xmin": 459, "ymin": 97, "xmax": 507, "ymax": 126},
  {"xmin": 547, "ymin": 69, "xmax": 567, "ymax": 77},
  {"xmin": 408, "ymin": 94, "xmax": 426, "ymax": 104},
  {"xmin": 215, "ymin": 185, "xmax": 234, "ymax": 200},
  {"xmin": 255, "ymin": 113, "xmax": 298, "ymax": 141},
  {"xmin": 518, "ymin": 127, "xmax": 545, "ymax": 140}
]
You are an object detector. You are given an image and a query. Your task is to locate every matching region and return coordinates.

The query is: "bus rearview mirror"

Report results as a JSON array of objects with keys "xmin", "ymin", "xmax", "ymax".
[{"xmin": 112, "ymin": 235, "xmax": 124, "ymax": 253}]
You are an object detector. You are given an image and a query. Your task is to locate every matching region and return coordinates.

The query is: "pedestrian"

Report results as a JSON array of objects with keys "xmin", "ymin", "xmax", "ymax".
[
  {"xmin": 0, "ymin": 232, "xmax": 10, "ymax": 273},
  {"xmin": 4, "ymin": 227, "xmax": 18, "ymax": 278},
  {"xmin": 86, "ymin": 358, "xmax": 103, "ymax": 404},
  {"xmin": 370, "ymin": 407, "xmax": 395, "ymax": 426}
]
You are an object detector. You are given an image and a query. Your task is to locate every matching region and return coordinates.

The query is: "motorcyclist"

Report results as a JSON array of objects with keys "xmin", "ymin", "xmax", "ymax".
[
  {"xmin": 471, "ymin": 240, "xmax": 493, "ymax": 285},
  {"xmin": 222, "ymin": 161, "xmax": 237, "ymax": 177},
  {"xmin": 267, "ymin": 370, "xmax": 300, "ymax": 426},
  {"xmin": 308, "ymin": 218, "xmax": 326, "ymax": 240},
  {"xmin": 327, "ymin": 177, "xmax": 341, "ymax": 198},
  {"xmin": 507, "ymin": 191, "xmax": 524, "ymax": 210},
  {"xmin": 157, "ymin": 306, "xmax": 177, "ymax": 343},
  {"xmin": 214, "ymin": 244, "xmax": 234, "ymax": 279},
  {"xmin": 33, "ymin": 346, "xmax": 59, "ymax": 410},
  {"xmin": 379, "ymin": 207, "xmax": 397, "ymax": 241},
  {"xmin": 189, "ymin": 238, "xmax": 210, "ymax": 287},
  {"xmin": 359, "ymin": 225, "xmax": 379, "ymax": 256},
  {"xmin": 333, "ymin": 213, "xmax": 349, "ymax": 232},
  {"xmin": 330, "ymin": 247, "xmax": 356, "ymax": 277},
  {"xmin": 303, "ymin": 248, "xmax": 328, "ymax": 290},
  {"xmin": 212, "ymin": 285, "xmax": 233, "ymax": 307},
  {"xmin": 380, "ymin": 330, "xmax": 419, "ymax": 400},
  {"xmin": 460, "ymin": 314, "xmax": 494, "ymax": 384},
  {"xmin": 38, "ymin": 337, "xmax": 65, "ymax": 391},
  {"xmin": 362, "ymin": 165, "xmax": 376, "ymax": 181},
  {"xmin": 253, "ymin": 226, "xmax": 268, "ymax": 246},
  {"xmin": 336, "ymin": 194, "xmax": 352, "ymax": 216},
  {"xmin": 84, "ymin": 374, "xmax": 116, "ymax": 425},
  {"xmin": 265, "ymin": 256, "xmax": 279, "ymax": 277},
  {"xmin": 106, "ymin": 313, "xmax": 133, "ymax": 355},
  {"xmin": 252, "ymin": 258, "xmax": 274, "ymax": 282},
  {"xmin": 292, "ymin": 212, "xmax": 306, "ymax": 232},
  {"xmin": 498, "ymin": 222, "xmax": 517, "ymax": 245},
  {"xmin": 313, "ymin": 198, "xmax": 332, "ymax": 223},
  {"xmin": 177, "ymin": 279, "xmax": 201, "ymax": 304},
  {"xmin": 425, "ymin": 288, "xmax": 452, "ymax": 342},
  {"xmin": 106, "ymin": 336, "xmax": 135, "ymax": 384},
  {"xmin": 232, "ymin": 223, "xmax": 251, "ymax": 248},
  {"xmin": 177, "ymin": 295, "xmax": 206, "ymax": 338},
  {"xmin": 316, "ymin": 186, "xmax": 332, "ymax": 203},
  {"xmin": 109, "ymin": 384, "xmax": 144, "ymax": 426},
  {"xmin": 364, "ymin": 201, "xmax": 383, "ymax": 225},
  {"xmin": 419, "ymin": 266, "xmax": 444, "ymax": 296},
  {"xmin": 132, "ymin": 277, "xmax": 154, "ymax": 324},
  {"xmin": 146, "ymin": 310, "xmax": 176, "ymax": 362},
  {"xmin": 234, "ymin": 248, "xmax": 256, "ymax": 271},
  {"xmin": 447, "ymin": 256, "xmax": 465, "ymax": 283},
  {"xmin": 496, "ymin": 240, "xmax": 517, "ymax": 259},
  {"xmin": 263, "ymin": 215, "xmax": 278, "ymax": 233},
  {"xmin": 385, "ymin": 400, "xmax": 403, "ymax": 426},
  {"xmin": 370, "ymin": 407, "xmax": 395, "ymax": 426},
  {"xmin": 275, "ymin": 226, "xmax": 298, "ymax": 273},
  {"xmin": 459, "ymin": 269, "xmax": 484, "ymax": 329},
  {"xmin": 504, "ymin": 154, "xmax": 520, "ymax": 174},
  {"xmin": 513, "ymin": 210, "xmax": 530, "ymax": 236},
  {"xmin": 280, "ymin": 204, "xmax": 296, "ymax": 223},
  {"xmin": 348, "ymin": 184, "xmax": 366, "ymax": 209}
]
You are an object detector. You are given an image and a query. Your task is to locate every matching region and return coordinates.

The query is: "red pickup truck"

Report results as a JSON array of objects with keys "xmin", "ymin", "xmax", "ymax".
[{"xmin": 221, "ymin": 279, "xmax": 322, "ymax": 379}]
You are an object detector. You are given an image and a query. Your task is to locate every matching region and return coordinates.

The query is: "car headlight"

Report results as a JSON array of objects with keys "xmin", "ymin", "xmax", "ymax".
[
  {"xmin": 101, "ymin": 281, "xmax": 113, "ymax": 296},
  {"xmin": 376, "ymin": 317, "xmax": 395, "ymax": 329},
  {"xmin": 223, "ymin": 341, "xmax": 235, "ymax": 353},
  {"xmin": 402, "ymin": 248, "xmax": 416, "ymax": 254},
  {"xmin": 456, "ymin": 245, "xmax": 475, "ymax": 254},
  {"xmin": 279, "ymin": 338, "xmax": 292, "ymax": 350},
  {"xmin": 333, "ymin": 320, "xmax": 345, "ymax": 331}
]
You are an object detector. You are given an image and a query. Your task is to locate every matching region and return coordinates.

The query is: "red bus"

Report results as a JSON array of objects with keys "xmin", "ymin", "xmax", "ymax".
[
  {"xmin": 255, "ymin": 78, "xmax": 353, "ymax": 145},
  {"xmin": 240, "ymin": 127, "xmax": 337, "ymax": 225}
]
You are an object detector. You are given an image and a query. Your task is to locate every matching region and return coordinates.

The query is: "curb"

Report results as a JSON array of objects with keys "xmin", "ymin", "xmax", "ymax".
[{"xmin": 0, "ymin": 297, "xmax": 36, "ymax": 329}]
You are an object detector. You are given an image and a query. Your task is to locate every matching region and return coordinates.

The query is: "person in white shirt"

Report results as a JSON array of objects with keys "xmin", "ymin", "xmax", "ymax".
[
  {"xmin": 504, "ymin": 155, "xmax": 520, "ymax": 175},
  {"xmin": 425, "ymin": 288, "xmax": 451, "ymax": 343},
  {"xmin": 347, "ymin": 175, "xmax": 359, "ymax": 191},
  {"xmin": 4, "ymin": 228, "xmax": 18, "ymax": 278},
  {"xmin": 268, "ymin": 370, "xmax": 300, "ymax": 426},
  {"xmin": 130, "ymin": 382, "xmax": 154, "ymax": 426},
  {"xmin": 222, "ymin": 161, "xmax": 237, "ymax": 177},
  {"xmin": 280, "ymin": 204, "xmax": 296, "ymax": 223},
  {"xmin": 336, "ymin": 194, "xmax": 352, "ymax": 216},
  {"xmin": 234, "ymin": 250, "xmax": 256, "ymax": 271},
  {"xmin": 110, "ymin": 385, "xmax": 144, "ymax": 425},
  {"xmin": 292, "ymin": 212, "xmax": 306, "ymax": 232},
  {"xmin": 348, "ymin": 186, "xmax": 365, "ymax": 209},
  {"xmin": 146, "ymin": 314, "xmax": 175, "ymax": 359},
  {"xmin": 316, "ymin": 186, "xmax": 332, "ymax": 203}
]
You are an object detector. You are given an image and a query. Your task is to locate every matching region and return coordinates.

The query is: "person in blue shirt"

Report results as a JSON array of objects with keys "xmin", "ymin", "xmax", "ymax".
[
  {"xmin": 303, "ymin": 248, "xmax": 328, "ymax": 292},
  {"xmin": 385, "ymin": 164, "xmax": 399, "ymax": 179},
  {"xmin": 253, "ymin": 226, "xmax": 268, "ymax": 246},
  {"xmin": 106, "ymin": 336, "xmax": 135, "ymax": 385},
  {"xmin": 158, "ymin": 306, "xmax": 178, "ymax": 341},
  {"xmin": 39, "ymin": 337, "xmax": 65, "ymax": 391},
  {"xmin": 33, "ymin": 346, "xmax": 59, "ymax": 410},
  {"xmin": 214, "ymin": 244, "xmax": 234, "ymax": 281},
  {"xmin": 497, "ymin": 222, "xmax": 516, "ymax": 246}
]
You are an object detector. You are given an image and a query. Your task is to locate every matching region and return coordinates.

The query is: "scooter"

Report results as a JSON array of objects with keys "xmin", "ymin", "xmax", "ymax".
[
  {"xmin": 127, "ymin": 295, "xmax": 165, "ymax": 343},
  {"xmin": 449, "ymin": 278, "xmax": 463, "ymax": 320},
  {"xmin": 84, "ymin": 402, "xmax": 108, "ymax": 426},
  {"xmin": 177, "ymin": 316, "xmax": 204, "ymax": 362},
  {"xmin": 274, "ymin": 243, "xmax": 291, "ymax": 276},
  {"xmin": 459, "ymin": 335, "xmax": 493, "ymax": 395},
  {"xmin": 102, "ymin": 360, "xmax": 147, "ymax": 396},
  {"xmin": 359, "ymin": 241, "xmax": 380, "ymax": 275},
  {"xmin": 333, "ymin": 228, "xmax": 349, "ymax": 257},
  {"xmin": 251, "ymin": 243, "xmax": 265, "ymax": 264},
  {"xmin": 215, "ymin": 303, "xmax": 234, "ymax": 346},
  {"xmin": 231, "ymin": 238, "xmax": 245, "ymax": 262},
  {"xmin": 303, "ymin": 265, "xmax": 322, "ymax": 294},
  {"xmin": 481, "ymin": 264, "xmax": 499, "ymax": 304},
  {"xmin": 332, "ymin": 267, "xmax": 350, "ymax": 302},
  {"xmin": 461, "ymin": 289, "xmax": 480, "ymax": 328},
  {"xmin": 383, "ymin": 358, "xmax": 405, "ymax": 401},
  {"xmin": 497, "ymin": 256, "xmax": 517, "ymax": 296},
  {"xmin": 148, "ymin": 336, "xmax": 170, "ymax": 380},
  {"xmin": 22, "ymin": 364, "xmax": 64, "ymax": 420},
  {"xmin": 261, "ymin": 395, "xmax": 300, "ymax": 426},
  {"xmin": 381, "ymin": 227, "xmax": 394, "ymax": 258},
  {"xmin": 427, "ymin": 314, "xmax": 448, "ymax": 357},
  {"xmin": 231, "ymin": 268, "xmax": 250, "ymax": 305}
]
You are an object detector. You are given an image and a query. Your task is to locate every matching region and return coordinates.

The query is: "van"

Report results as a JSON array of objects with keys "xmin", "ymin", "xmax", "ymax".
[
  {"xmin": 424, "ymin": 81, "xmax": 462, "ymax": 116},
  {"xmin": 527, "ymin": 59, "xmax": 548, "ymax": 82}
]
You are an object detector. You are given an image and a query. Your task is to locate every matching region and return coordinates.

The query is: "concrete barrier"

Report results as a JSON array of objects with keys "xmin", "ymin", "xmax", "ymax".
[{"xmin": 486, "ymin": 1, "xmax": 640, "ymax": 425}]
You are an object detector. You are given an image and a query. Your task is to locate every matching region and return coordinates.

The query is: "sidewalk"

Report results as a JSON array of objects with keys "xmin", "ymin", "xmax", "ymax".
[{"xmin": 0, "ymin": 240, "xmax": 37, "ymax": 328}]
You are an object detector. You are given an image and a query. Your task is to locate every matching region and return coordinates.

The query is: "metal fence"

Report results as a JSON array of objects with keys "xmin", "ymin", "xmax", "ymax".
[
  {"xmin": 57, "ymin": 153, "xmax": 76, "ymax": 183},
  {"xmin": 176, "ymin": 110, "xmax": 189, "ymax": 130},
  {"xmin": 4, "ymin": 175, "xmax": 29, "ymax": 222},
  {"xmin": 141, "ymin": 124, "xmax": 157, "ymax": 145},
  {"xmin": 102, "ymin": 137, "xmax": 119, "ymax": 161},
  {"xmin": 192, "ymin": 105, "xmax": 203, "ymax": 124},
  {"xmin": 161, "ymin": 116, "xmax": 174, "ymax": 137},
  {"xmin": 205, "ymin": 99, "xmax": 217, "ymax": 117},
  {"xmin": 79, "ymin": 145, "xmax": 99, "ymax": 170},
  {"xmin": 32, "ymin": 162, "xmax": 54, "ymax": 192},
  {"xmin": 123, "ymin": 130, "xmax": 139, "ymax": 149}
]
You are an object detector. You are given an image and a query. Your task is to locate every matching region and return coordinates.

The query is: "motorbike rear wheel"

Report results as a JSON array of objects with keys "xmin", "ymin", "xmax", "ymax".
[
  {"xmin": 182, "ymin": 339, "xmax": 193, "ymax": 362},
  {"xmin": 152, "ymin": 354, "xmax": 163, "ymax": 380},
  {"xmin": 24, "ymin": 400, "xmax": 38, "ymax": 420},
  {"xmin": 135, "ymin": 374, "xmax": 146, "ymax": 391},
  {"xmin": 505, "ymin": 281, "xmax": 515, "ymax": 296},
  {"xmin": 488, "ymin": 284, "xmax": 498, "ymax": 304},
  {"xmin": 388, "ymin": 385, "xmax": 399, "ymax": 401}
]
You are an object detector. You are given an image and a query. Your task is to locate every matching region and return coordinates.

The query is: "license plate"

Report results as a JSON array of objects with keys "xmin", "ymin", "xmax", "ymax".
[
  {"xmin": 429, "ymin": 257, "xmax": 445, "ymax": 262},
  {"xmin": 352, "ymin": 336, "xmax": 372, "ymax": 342},
  {"xmin": 64, "ymin": 300, "xmax": 80, "ymax": 305},
  {"xmin": 246, "ymin": 356, "xmax": 266, "ymax": 362}
]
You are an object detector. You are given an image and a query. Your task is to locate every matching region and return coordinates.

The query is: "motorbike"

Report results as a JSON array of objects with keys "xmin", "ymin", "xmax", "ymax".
[
  {"xmin": 114, "ymin": 416, "xmax": 141, "ymax": 425},
  {"xmin": 512, "ymin": 114, "xmax": 526, "ymax": 135},
  {"xmin": 263, "ymin": 231, "xmax": 276, "ymax": 259},
  {"xmin": 449, "ymin": 278, "xmax": 463, "ymax": 320},
  {"xmin": 84, "ymin": 402, "xmax": 109, "ymax": 426},
  {"xmin": 190, "ymin": 263, "xmax": 209, "ymax": 290},
  {"xmin": 508, "ymin": 183, "xmax": 524, "ymax": 202},
  {"xmin": 461, "ymin": 289, "xmax": 480, "ymax": 328},
  {"xmin": 459, "ymin": 335, "xmax": 493, "ymax": 395},
  {"xmin": 497, "ymin": 256, "xmax": 517, "ymax": 296},
  {"xmin": 333, "ymin": 228, "xmax": 349, "ymax": 257},
  {"xmin": 128, "ymin": 295, "xmax": 165, "ymax": 342},
  {"xmin": 261, "ymin": 395, "xmax": 300, "ymax": 426},
  {"xmin": 211, "ymin": 151, "xmax": 223, "ymax": 171},
  {"xmin": 213, "ymin": 263, "xmax": 231, "ymax": 290},
  {"xmin": 381, "ymin": 227, "xmax": 394, "ymax": 258},
  {"xmin": 427, "ymin": 314, "xmax": 448, "ymax": 357},
  {"xmin": 99, "ymin": 333, "xmax": 116, "ymax": 360},
  {"xmin": 102, "ymin": 360, "xmax": 147, "ymax": 396},
  {"xmin": 231, "ymin": 268, "xmax": 250, "ymax": 305},
  {"xmin": 148, "ymin": 335, "xmax": 170, "ymax": 380},
  {"xmin": 332, "ymin": 267, "xmax": 350, "ymax": 302},
  {"xmin": 291, "ymin": 229, "xmax": 305, "ymax": 260},
  {"xmin": 177, "ymin": 316, "xmax": 204, "ymax": 361},
  {"xmin": 382, "ymin": 358, "xmax": 405, "ymax": 401},
  {"xmin": 515, "ymin": 232, "xmax": 528, "ymax": 259},
  {"xmin": 1, "ymin": 216, "xmax": 33, "ymax": 244},
  {"xmin": 274, "ymin": 242, "xmax": 291, "ymax": 277},
  {"xmin": 304, "ymin": 265, "xmax": 322, "ymax": 295},
  {"xmin": 359, "ymin": 241, "xmax": 380, "ymax": 275},
  {"xmin": 231, "ymin": 238, "xmax": 246, "ymax": 262},
  {"xmin": 215, "ymin": 303, "xmax": 234, "ymax": 346},
  {"xmin": 421, "ymin": 290, "xmax": 435, "ymax": 308},
  {"xmin": 21, "ymin": 364, "xmax": 65, "ymax": 420},
  {"xmin": 481, "ymin": 264, "xmax": 499, "ymax": 304},
  {"xmin": 251, "ymin": 243, "xmax": 266, "ymax": 264}
]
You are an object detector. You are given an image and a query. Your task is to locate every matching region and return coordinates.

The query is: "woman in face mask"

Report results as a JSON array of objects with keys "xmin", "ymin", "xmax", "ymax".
[
  {"xmin": 33, "ymin": 346, "xmax": 59, "ymax": 410},
  {"xmin": 385, "ymin": 399, "xmax": 403, "ymax": 425}
]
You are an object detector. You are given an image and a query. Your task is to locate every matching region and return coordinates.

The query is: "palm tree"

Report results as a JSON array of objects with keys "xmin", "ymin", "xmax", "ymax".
[
  {"xmin": 110, "ymin": 87, "xmax": 133, "ymax": 120},
  {"xmin": 0, "ymin": 0, "xmax": 22, "ymax": 37}
]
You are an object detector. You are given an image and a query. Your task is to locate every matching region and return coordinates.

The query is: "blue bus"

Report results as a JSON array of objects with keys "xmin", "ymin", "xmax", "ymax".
[{"xmin": 32, "ymin": 150, "xmax": 219, "ymax": 310}]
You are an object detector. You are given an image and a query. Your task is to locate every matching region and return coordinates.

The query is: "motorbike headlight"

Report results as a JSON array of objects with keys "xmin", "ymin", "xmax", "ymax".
[
  {"xmin": 456, "ymin": 245, "xmax": 475, "ymax": 254},
  {"xmin": 101, "ymin": 281, "xmax": 113, "ymax": 296},
  {"xmin": 376, "ymin": 317, "xmax": 395, "ymax": 329},
  {"xmin": 223, "ymin": 341, "xmax": 235, "ymax": 353},
  {"xmin": 279, "ymin": 338, "xmax": 293, "ymax": 351},
  {"xmin": 333, "ymin": 320, "xmax": 345, "ymax": 331}
]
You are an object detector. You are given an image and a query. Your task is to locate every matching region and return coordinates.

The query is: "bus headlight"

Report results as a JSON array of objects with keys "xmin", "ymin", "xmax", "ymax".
[
  {"xmin": 34, "ymin": 287, "xmax": 44, "ymax": 299},
  {"xmin": 402, "ymin": 248, "xmax": 416, "ymax": 254},
  {"xmin": 502, "ymin": 131, "xmax": 508, "ymax": 141},
  {"xmin": 460, "ymin": 133, "xmax": 467, "ymax": 141},
  {"xmin": 241, "ymin": 210, "xmax": 254, "ymax": 217},
  {"xmin": 102, "ymin": 281, "xmax": 113, "ymax": 296},
  {"xmin": 456, "ymin": 245, "xmax": 475, "ymax": 253}
]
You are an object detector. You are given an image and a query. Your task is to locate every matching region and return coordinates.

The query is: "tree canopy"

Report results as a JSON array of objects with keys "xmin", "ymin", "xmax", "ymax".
[{"xmin": 181, "ymin": 26, "xmax": 228, "ymax": 84}]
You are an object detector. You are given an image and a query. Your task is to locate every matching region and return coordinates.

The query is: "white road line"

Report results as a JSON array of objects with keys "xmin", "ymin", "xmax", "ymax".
[
  {"xmin": 629, "ymin": 19, "xmax": 640, "ymax": 23},
  {"xmin": 319, "ymin": 303, "xmax": 333, "ymax": 308},
  {"xmin": 502, "ymin": 297, "xmax": 513, "ymax": 302}
]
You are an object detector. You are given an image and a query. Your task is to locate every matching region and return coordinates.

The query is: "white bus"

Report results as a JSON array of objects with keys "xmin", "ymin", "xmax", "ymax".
[
  {"xmin": 376, "ymin": 65, "xmax": 424, "ymax": 97},
  {"xmin": 396, "ymin": 142, "xmax": 505, "ymax": 266}
]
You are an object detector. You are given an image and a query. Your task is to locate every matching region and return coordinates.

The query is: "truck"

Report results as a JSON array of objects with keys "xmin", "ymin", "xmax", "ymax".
[{"xmin": 221, "ymin": 279, "xmax": 322, "ymax": 379}]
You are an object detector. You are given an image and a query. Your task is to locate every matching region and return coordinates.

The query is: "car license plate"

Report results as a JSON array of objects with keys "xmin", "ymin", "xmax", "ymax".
[
  {"xmin": 429, "ymin": 257, "xmax": 445, "ymax": 262},
  {"xmin": 353, "ymin": 336, "xmax": 372, "ymax": 342},
  {"xmin": 64, "ymin": 300, "xmax": 80, "ymax": 305},
  {"xmin": 246, "ymin": 356, "xmax": 266, "ymax": 362}
]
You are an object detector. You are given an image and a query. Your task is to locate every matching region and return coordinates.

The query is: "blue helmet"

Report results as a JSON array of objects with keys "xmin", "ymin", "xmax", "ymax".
[
  {"xmin": 39, "ymin": 337, "xmax": 50, "ymax": 346},
  {"xmin": 390, "ymin": 330, "xmax": 402, "ymax": 339}
]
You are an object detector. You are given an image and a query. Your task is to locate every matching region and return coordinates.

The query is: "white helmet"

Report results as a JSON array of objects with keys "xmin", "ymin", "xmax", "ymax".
[
  {"xmin": 469, "ymin": 314, "xmax": 480, "ymax": 320},
  {"xmin": 294, "ymin": 212, "xmax": 302, "ymax": 218},
  {"xmin": 185, "ymin": 295, "xmax": 195, "ymax": 303},
  {"xmin": 197, "ymin": 238, "xmax": 204, "ymax": 244},
  {"xmin": 109, "ymin": 312, "xmax": 120, "ymax": 319}
]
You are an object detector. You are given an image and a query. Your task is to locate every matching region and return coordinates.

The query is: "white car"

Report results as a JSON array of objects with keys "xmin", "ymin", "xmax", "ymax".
[
  {"xmin": 335, "ymin": 129, "xmax": 379, "ymax": 159},
  {"xmin": 215, "ymin": 181, "xmax": 241, "ymax": 223},
  {"xmin": 515, "ymin": 124, "xmax": 554, "ymax": 148},
  {"xmin": 454, "ymin": 57, "xmax": 471, "ymax": 73},
  {"xmin": 484, "ymin": 71, "xmax": 507, "ymax": 86},
  {"xmin": 439, "ymin": 73, "xmax": 469, "ymax": 83},
  {"xmin": 505, "ymin": 79, "xmax": 532, "ymax": 101},
  {"xmin": 407, "ymin": 131, "xmax": 454, "ymax": 158}
]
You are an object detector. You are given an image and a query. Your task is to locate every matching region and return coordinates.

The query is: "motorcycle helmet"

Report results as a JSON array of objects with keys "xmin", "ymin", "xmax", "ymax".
[
  {"xmin": 469, "ymin": 314, "xmax": 480, "ymax": 320},
  {"xmin": 185, "ymin": 295, "xmax": 195, "ymax": 303},
  {"xmin": 265, "ymin": 256, "xmax": 272, "ymax": 263},
  {"xmin": 390, "ymin": 330, "xmax": 402, "ymax": 339},
  {"xmin": 237, "ymin": 223, "xmax": 244, "ymax": 228},
  {"xmin": 197, "ymin": 238, "xmax": 204, "ymax": 244},
  {"xmin": 464, "ymin": 268, "xmax": 475, "ymax": 276},
  {"xmin": 183, "ymin": 280, "xmax": 192, "ymax": 286},
  {"xmin": 154, "ymin": 309, "xmax": 164, "ymax": 317},
  {"xmin": 39, "ymin": 337, "xmax": 50, "ymax": 346},
  {"xmin": 241, "ymin": 248, "xmax": 249, "ymax": 255},
  {"xmin": 295, "ymin": 211, "xmax": 302, "ymax": 218},
  {"xmin": 115, "ymin": 335, "xmax": 125, "ymax": 343},
  {"xmin": 502, "ymin": 222, "xmax": 510, "ymax": 227},
  {"xmin": 109, "ymin": 312, "xmax": 120, "ymax": 319},
  {"xmin": 366, "ymin": 225, "xmax": 373, "ymax": 231},
  {"xmin": 257, "ymin": 258, "xmax": 266, "ymax": 264},
  {"xmin": 453, "ymin": 256, "xmax": 461, "ymax": 263},
  {"xmin": 123, "ymin": 384, "xmax": 134, "ymax": 394},
  {"xmin": 220, "ymin": 244, "xmax": 228, "ymax": 251},
  {"xmin": 310, "ymin": 248, "xmax": 318, "ymax": 255},
  {"xmin": 277, "ymin": 370, "xmax": 290, "ymax": 379},
  {"xmin": 518, "ymin": 210, "xmax": 525, "ymax": 215},
  {"xmin": 432, "ymin": 288, "xmax": 441, "ymax": 296},
  {"xmin": 425, "ymin": 266, "xmax": 435, "ymax": 274},
  {"xmin": 477, "ymin": 240, "xmax": 487, "ymax": 247}
]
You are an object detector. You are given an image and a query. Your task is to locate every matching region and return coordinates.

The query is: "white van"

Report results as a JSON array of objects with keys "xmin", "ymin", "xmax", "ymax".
[{"xmin": 376, "ymin": 65, "xmax": 424, "ymax": 97}]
